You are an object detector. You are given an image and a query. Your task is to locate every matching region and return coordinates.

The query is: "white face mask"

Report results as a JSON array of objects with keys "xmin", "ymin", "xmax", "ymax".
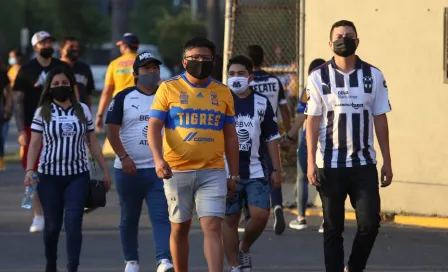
[{"xmin": 227, "ymin": 76, "xmax": 249, "ymax": 94}]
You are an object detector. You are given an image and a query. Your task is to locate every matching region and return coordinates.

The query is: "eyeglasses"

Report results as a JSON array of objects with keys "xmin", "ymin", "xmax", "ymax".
[{"xmin": 184, "ymin": 55, "xmax": 214, "ymax": 61}]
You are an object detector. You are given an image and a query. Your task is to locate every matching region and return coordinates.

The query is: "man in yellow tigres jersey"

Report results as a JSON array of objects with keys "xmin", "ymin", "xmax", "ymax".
[
  {"xmin": 95, "ymin": 33, "xmax": 139, "ymax": 154},
  {"xmin": 148, "ymin": 37, "xmax": 240, "ymax": 272}
]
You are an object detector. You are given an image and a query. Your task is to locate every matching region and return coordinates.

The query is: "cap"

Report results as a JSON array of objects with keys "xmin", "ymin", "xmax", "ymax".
[
  {"xmin": 31, "ymin": 31, "xmax": 55, "ymax": 47},
  {"xmin": 116, "ymin": 33, "xmax": 139, "ymax": 47},
  {"xmin": 133, "ymin": 52, "xmax": 163, "ymax": 72}
]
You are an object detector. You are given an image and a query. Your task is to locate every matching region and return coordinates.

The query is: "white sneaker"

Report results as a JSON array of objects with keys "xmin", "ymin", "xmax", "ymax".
[
  {"xmin": 238, "ymin": 251, "xmax": 252, "ymax": 272},
  {"xmin": 29, "ymin": 216, "xmax": 45, "ymax": 233},
  {"xmin": 230, "ymin": 266, "xmax": 242, "ymax": 272},
  {"xmin": 157, "ymin": 259, "xmax": 174, "ymax": 272},
  {"xmin": 125, "ymin": 261, "xmax": 139, "ymax": 272},
  {"xmin": 289, "ymin": 218, "xmax": 307, "ymax": 230},
  {"xmin": 318, "ymin": 220, "xmax": 324, "ymax": 233}
]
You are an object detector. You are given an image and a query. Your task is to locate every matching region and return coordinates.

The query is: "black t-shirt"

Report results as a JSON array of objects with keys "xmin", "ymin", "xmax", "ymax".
[
  {"xmin": 71, "ymin": 60, "xmax": 95, "ymax": 104},
  {"xmin": 0, "ymin": 70, "xmax": 10, "ymax": 113},
  {"xmin": 13, "ymin": 58, "xmax": 71, "ymax": 127}
]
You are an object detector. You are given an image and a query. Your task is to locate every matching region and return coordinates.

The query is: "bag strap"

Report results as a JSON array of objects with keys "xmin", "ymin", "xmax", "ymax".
[{"xmin": 83, "ymin": 106, "xmax": 98, "ymax": 178}]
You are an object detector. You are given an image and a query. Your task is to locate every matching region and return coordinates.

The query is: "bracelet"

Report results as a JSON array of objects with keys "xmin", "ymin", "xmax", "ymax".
[
  {"xmin": 119, "ymin": 153, "xmax": 129, "ymax": 161},
  {"xmin": 26, "ymin": 169, "xmax": 35, "ymax": 173}
]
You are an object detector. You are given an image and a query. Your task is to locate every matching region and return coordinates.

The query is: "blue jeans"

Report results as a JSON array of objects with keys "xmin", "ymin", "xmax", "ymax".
[
  {"xmin": 0, "ymin": 121, "xmax": 4, "ymax": 157},
  {"xmin": 226, "ymin": 178, "xmax": 270, "ymax": 215},
  {"xmin": 115, "ymin": 168, "xmax": 171, "ymax": 264},
  {"xmin": 37, "ymin": 171, "xmax": 90, "ymax": 272},
  {"xmin": 297, "ymin": 135, "xmax": 309, "ymax": 217}
]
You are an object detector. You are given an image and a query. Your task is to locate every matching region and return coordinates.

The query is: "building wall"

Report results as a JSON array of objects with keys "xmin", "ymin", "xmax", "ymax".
[{"xmin": 304, "ymin": 0, "xmax": 448, "ymax": 216}]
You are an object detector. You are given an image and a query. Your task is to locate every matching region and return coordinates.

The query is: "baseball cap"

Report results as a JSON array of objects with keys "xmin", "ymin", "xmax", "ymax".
[
  {"xmin": 116, "ymin": 33, "xmax": 139, "ymax": 47},
  {"xmin": 133, "ymin": 52, "xmax": 163, "ymax": 72},
  {"xmin": 31, "ymin": 31, "xmax": 55, "ymax": 47}
]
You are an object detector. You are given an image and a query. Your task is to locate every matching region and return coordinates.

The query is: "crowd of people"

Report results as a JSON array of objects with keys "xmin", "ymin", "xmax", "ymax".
[{"xmin": 0, "ymin": 18, "xmax": 392, "ymax": 272}]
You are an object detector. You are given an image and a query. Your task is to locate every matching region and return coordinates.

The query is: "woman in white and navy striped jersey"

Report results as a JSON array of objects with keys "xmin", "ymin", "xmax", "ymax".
[{"xmin": 23, "ymin": 66, "xmax": 111, "ymax": 272}]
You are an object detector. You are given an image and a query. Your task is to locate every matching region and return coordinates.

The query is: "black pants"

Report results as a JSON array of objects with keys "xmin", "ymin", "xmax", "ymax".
[{"xmin": 319, "ymin": 164, "xmax": 381, "ymax": 272}]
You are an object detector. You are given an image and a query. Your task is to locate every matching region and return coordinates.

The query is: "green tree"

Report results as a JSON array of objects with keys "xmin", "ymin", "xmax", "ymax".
[{"xmin": 153, "ymin": 8, "xmax": 207, "ymax": 67}]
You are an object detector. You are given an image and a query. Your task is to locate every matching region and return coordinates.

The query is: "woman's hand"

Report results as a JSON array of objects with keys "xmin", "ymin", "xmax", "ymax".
[
  {"xmin": 24, "ymin": 170, "xmax": 39, "ymax": 187},
  {"xmin": 103, "ymin": 171, "xmax": 112, "ymax": 192}
]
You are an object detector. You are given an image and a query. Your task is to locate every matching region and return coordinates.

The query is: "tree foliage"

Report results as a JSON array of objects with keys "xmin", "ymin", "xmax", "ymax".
[{"xmin": 152, "ymin": 7, "xmax": 207, "ymax": 66}]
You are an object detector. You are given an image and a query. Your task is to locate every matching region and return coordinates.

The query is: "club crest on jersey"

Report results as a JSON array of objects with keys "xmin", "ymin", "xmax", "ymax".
[
  {"xmin": 257, "ymin": 109, "xmax": 265, "ymax": 121},
  {"xmin": 180, "ymin": 91, "xmax": 189, "ymax": 104},
  {"xmin": 363, "ymin": 75, "xmax": 373, "ymax": 93},
  {"xmin": 210, "ymin": 91, "xmax": 218, "ymax": 106}
]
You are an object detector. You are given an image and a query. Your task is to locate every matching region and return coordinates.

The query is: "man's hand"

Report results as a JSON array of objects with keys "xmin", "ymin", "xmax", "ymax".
[
  {"xmin": 279, "ymin": 135, "xmax": 296, "ymax": 150},
  {"xmin": 18, "ymin": 131, "xmax": 27, "ymax": 146},
  {"xmin": 307, "ymin": 163, "xmax": 320, "ymax": 186},
  {"xmin": 270, "ymin": 170, "xmax": 282, "ymax": 188},
  {"xmin": 122, "ymin": 157, "xmax": 137, "ymax": 176},
  {"xmin": 381, "ymin": 163, "xmax": 393, "ymax": 188},
  {"xmin": 226, "ymin": 178, "xmax": 238, "ymax": 198},
  {"xmin": 155, "ymin": 159, "xmax": 173, "ymax": 179},
  {"xmin": 95, "ymin": 116, "xmax": 104, "ymax": 132}
]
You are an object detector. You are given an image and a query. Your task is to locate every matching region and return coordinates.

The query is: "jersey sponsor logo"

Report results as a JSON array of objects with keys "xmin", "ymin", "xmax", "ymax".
[
  {"xmin": 237, "ymin": 128, "xmax": 251, "ymax": 151},
  {"xmin": 139, "ymin": 115, "xmax": 150, "ymax": 121},
  {"xmin": 139, "ymin": 125, "xmax": 149, "ymax": 145},
  {"xmin": 61, "ymin": 123, "xmax": 76, "ymax": 137},
  {"xmin": 252, "ymin": 82, "xmax": 278, "ymax": 93},
  {"xmin": 210, "ymin": 91, "xmax": 218, "ymax": 106},
  {"xmin": 173, "ymin": 108, "xmax": 224, "ymax": 130},
  {"xmin": 335, "ymin": 102, "xmax": 364, "ymax": 110},
  {"xmin": 337, "ymin": 91, "xmax": 357, "ymax": 99},
  {"xmin": 180, "ymin": 91, "xmax": 189, "ymax": 104},
  {"xmin": 117, "ymin": 59, "xmax": 134, "ymax": 67},
  {"xmin": 116, "ymin": 68, "xmax": 133, "ymax": 74},
  {"xmin": 183, "ymin": 132, "xmax": 215, "ymax": 142}
]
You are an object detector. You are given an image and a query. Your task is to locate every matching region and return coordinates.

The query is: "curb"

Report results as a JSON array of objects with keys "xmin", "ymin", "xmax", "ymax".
[{"xmin": 285, "ymin": 208, "xmax": 448, "ymax": 229}]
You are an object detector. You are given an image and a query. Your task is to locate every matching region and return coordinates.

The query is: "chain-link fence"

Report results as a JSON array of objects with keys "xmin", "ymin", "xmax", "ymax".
[{"xmin": 223, "ymin": 0, "xmax": 301, "ymax": 107}]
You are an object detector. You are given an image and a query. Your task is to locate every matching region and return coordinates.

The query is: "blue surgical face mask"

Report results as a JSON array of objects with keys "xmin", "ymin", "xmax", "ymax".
[{"xmin": 8, "ymin": 58, "xmax": 16, "ymax": 66}]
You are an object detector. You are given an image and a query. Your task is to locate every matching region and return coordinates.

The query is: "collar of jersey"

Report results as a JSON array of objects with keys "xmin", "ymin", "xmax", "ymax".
[
  {"xmin": 134, "ymin": 86, "xmax": 156, "ymax": 96},
  {"xmin": 51, "ymin": 102, "xmax": 73, "ymax": 112},
  {"xmin": 181, "ymin": 73, "xmax": 212, "ymax": 88},
  {"xmin": 330, "ymin": 55, "xmax": 363, "ymax": 71}
]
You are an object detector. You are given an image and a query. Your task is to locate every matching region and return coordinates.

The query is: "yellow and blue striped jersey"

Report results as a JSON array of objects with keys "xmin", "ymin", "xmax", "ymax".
[{"xmin": 149, "ymin": 74, "xmax": 235, "ymax": 171}]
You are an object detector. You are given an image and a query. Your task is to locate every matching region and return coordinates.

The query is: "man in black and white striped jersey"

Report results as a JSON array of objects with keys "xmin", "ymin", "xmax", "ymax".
[{"xmin": 305, "ymin": 20, "xmax": 392, "ymax": 272}]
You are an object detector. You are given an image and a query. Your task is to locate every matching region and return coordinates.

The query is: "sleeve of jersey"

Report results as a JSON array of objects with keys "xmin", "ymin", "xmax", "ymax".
[
  {"xmin": 262, "ymin": 100, "xmax": 281, "ymax": 142},
  {"xmin": 30, "ymin": 107, "xmax": 43, "ymax": 133},
  {"xmin": 372, "ymin": 72, "xmax": 392, "ymax": 115},
  {"xmin": 296, "ymin": 88, "xmax": 308, "ymax": 114},
  {"xmin": 104, "ymin": 62, "xmax": 115, "ymax": 86},
  {"xmin": 304, "ymin": 74, "xmax": 323, "ymax": 116},
  {"xmin": 81, "ymin": 104, "xmax": 95, "ymax": 132},
  {"xmin": 277, "ymin": 77, "xmax": 288, "ymax": 105},
  {"xmin": 149, "ymin": 82, "xmax": 169, "ymax": 120},
  {"xmin": 105, "ymin": 93, "xmax": 125, "ymax": 125},
  {"xmin": 224, "ymin": 89, "xmax": 235, "ymax": 124}
]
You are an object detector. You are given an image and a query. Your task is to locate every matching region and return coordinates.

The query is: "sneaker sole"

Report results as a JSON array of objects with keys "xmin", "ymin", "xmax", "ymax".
[
  {"xmin": 289, "ymin": 223, "xmax": 307, "ymax": 230},
  {"xmin": 273, "ymin": 208, "xmax": 285, "ymax": 235}
]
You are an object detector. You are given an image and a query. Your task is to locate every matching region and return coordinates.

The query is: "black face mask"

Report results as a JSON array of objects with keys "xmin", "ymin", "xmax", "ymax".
[
  {"xmin": 333, "ymin": 37, "xmax": 357, "ymax": 57},
  {"xmin": 66, "ymin": 49, "xmax": 79, "ymax": 61},
  {"xmin": 51, "ymin": 86, "xmax": 72, "ymax": 102},
  {"xmin": 185, "ymin": 60, "xmax": 214, "ymax": 80},
  {"xmin": 40, "ymin": 48, "xmax": 54, "ymax": 59}
]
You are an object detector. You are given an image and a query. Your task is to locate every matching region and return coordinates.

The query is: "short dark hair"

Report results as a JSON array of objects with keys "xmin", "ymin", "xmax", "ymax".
[
  {"xmin": 183, "ymin": 37, "xmax": 216, "ymax": 56},
  {"xmin": 247, "ymin": 45, "xmax": 263, "ymax": 67},
  {"xmin": 60, "ymin": 36, "xmax": 77, "ymax": 48},
  {"xmin": 227, "ymin": 55, "xmax": 253, "ymax": 74},
  {"xmin": 10, "ymin": 48, "xmax": 22, "ymax": 58},
  {"xmin": 308, "ymin": 58, "xmax": 326, "ymax": 75},
  {"xmin": 329, "ymin": 20, "xmax": 358, "ymax": 40}
]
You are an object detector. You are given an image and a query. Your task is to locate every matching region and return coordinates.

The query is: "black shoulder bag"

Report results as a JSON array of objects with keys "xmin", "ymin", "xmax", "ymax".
[{"xmin": 84, "ymin": 117, "xmax": 107, "ymax": 209}]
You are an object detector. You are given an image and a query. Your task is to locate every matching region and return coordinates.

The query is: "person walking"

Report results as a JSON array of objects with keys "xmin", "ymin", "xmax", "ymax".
[
  {"xmin": 105, "ymin": 52, "xmax": 174, "ymax": 272},
  {"xmin": 147, "ymin": 37, "xmax": 240, "ymax": 272},
  {"xmin": 244, "ymin": 45, "xmax": 291, "ymax": 235},
  {"xmin": 60, "ymin": 36, "xmax": 95, "ymax": 109},
  {"xmin": 13, "ymin": 31, "xmax": 71, "ymax": 233},
  {"xmin": 23, "ymin": 66, "xmax": 111, "ymax": 272},
  {"xmin": 281, "ymin": 58, "xmax": 326, "ymax": 232},
  {"xmin": 222, "ymin": 55, "xmax": 282, "ymax": 272},
  {"xmin": 305, "ymin": 20, "xmax": 393, "ymax": 272}
]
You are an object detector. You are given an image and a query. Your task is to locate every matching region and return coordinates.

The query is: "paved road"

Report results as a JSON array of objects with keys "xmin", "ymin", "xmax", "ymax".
[{"xmin": 1, "ymin": 163, "xmax": 448, "ymax": 272}]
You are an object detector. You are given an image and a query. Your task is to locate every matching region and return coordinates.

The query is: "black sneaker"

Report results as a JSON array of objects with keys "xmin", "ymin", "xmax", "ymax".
[{"xmin": 273, "ymin": 205, "xmax": 285, "ymax": 235}]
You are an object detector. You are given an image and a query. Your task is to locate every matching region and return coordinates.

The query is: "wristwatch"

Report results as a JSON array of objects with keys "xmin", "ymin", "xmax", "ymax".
[
  {"xmin": 229, "ymin": 175, "xmax": 240, "ymax": 183},
  {"xmin": 119, "ymin": 153, "xmax": 129, "ymax": 161}
]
